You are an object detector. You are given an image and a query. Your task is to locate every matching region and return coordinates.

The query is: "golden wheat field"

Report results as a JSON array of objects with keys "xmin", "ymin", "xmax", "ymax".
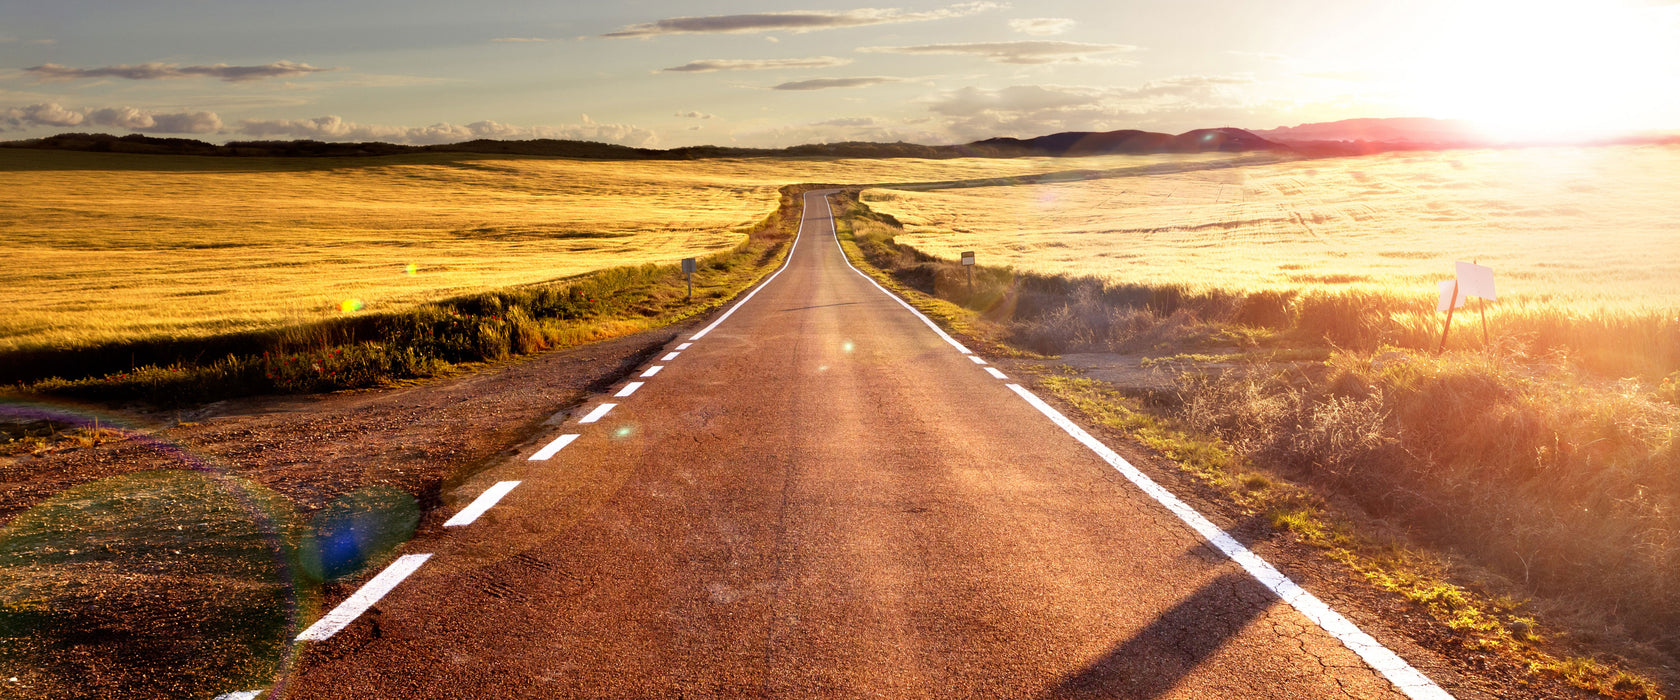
[
  {"xmin": 864, "ymin": 144, "xmax": 1680, "ymax": 313},
  {"xmin": 0, "ymin": 149, "xmax": 1237, "ymax": 353}
]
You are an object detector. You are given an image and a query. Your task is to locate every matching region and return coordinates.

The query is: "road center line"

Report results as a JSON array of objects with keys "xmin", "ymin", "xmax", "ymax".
[
  {"xmin": 661, "ymin": 352, "xmax": 681, "ymax": 361},
  {"xmin": 1004, "ymin": 383, "xmax": 1452, "ymax": 700},
  {"xmin": 578, "ymin": 403, "xmax": 616, "ymax": 424},
  {"xmin": 615, "ymin": 382, "xmax": 644, "ymax": 397},
  {"xmin": 296, "ymin": 553, "xmax": 433, "ymax": 642},
  {"xmin": 984, "ymin": 367, "xmax": 1008, "ymax": 379},
  {"xmin": 676, "ymin": 342, "xmax": 692, "ymax": 350},
  {"xmin": 641, "ymin": 365, "xmax": 664, "ymax": 377},
  {"xmin": 529, "ymin": 433, "xmax": 579, "ymax": 461},
  {"xmin": 443, "ymin": 481, "xmax": 522, "ymax": 528},
  {"xmin": 968, "ymin": 355, "xmax": 988, "ymax": 365},
  {"xmin": 819, "ymin": 194, "xmax": 972, "ymax": 355}
]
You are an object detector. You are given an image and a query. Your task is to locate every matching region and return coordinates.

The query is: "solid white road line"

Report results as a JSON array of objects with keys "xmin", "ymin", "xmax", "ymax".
[
  {"xmin": 968, "ymin": 355, "xmax": 988, "ymax": 365},
  {"xmin": 615, "ymin": 382, "xmax": 644, "ymax": 397},
  {"xmin": 814, "ymin": 191, "xmax": 1450, "ymax": 700},
  {"xmin": 641, "ymin": 365, "xmax": 664, "ymax": 377},
  {"xmin": 578, "ymin": 403, "xmax": 616, "ymax": 424},
  {"xmin": 443, "ymin": 481, "xmax": 522, "ymax": 527},
  {"xmin": 296, "ymin": 553, "xmax": 433, "ymax": 642},
  {"xmin": 1004, "ymin": 383, "xmax": 1453, "ymax": 700},
  {"xmin": 689, "ymin": 194, "xmax": 811, "ymax": 341},
  {"xmin": 984, "ymin": 367, "xmax": 1008, "ymax": 380},
  {"xmin": 213, "ymin": 692, "xmax": 262, "ymax": 700},
  {"xmin": 661, "ymin": 352, "xmax": 681, "ymax": 361},
  {"xmin": 529, "ymin": 433, "xmax": 580, "ymax": 461},
  {"xmin": 819, "ymin": 194, "xmax": 972, "ymax": 355},
  {"xmin": 677, "ymin": 343, "xmax": 692, "ymax": 350}
]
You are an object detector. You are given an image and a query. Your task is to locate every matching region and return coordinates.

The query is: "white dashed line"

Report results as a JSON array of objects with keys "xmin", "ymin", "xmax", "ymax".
[
  {"xmin": 214, "ymin": 692, "xmax": 263, "ymax": 700},
  {"xmin": 968, "ymin": 355, "xmax": 987, "ymax": 365},
  {"xmin": 984, "ymin": 367, "xmax": 1008, "ymax": 380},
  {"xmin": 578, "ymin": 403, "xmax": 616, "ymax": 424},
  {"xmin": 661, "ymin": 352, "xmax": 681, "ymax": 361},
  {"xmin": 529, "ymin": 433, "xmax": 579, "ymax": 461},
  {"xmin": 443, "ymin": 481, "xmax": 521, "ymax": 527},
  {"xmin": 677, "ymin": 343, "xmax": 692, "ymax": 350},
  {"xmin": 1003, "ymin": 384, "xmax": 1452, "ymax": 700},
  {"xmin": 641, "ymin": 365, "xmax": 664, "ymax": 377},
  {"xmin": 615, "ymin": 382, "xmax": 644, "ymax": 397},
  {"xmin": 296, "ymin": 553, "xmax": 432, "ymax": 642}
]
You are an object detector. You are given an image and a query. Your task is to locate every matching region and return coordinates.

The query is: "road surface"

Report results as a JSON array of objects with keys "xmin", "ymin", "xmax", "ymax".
[{"xmin": 278, "ymin": 191, "xmax": 1453, "ymax": 699}]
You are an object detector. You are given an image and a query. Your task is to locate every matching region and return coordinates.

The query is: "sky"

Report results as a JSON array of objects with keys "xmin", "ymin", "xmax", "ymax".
[{"xmin": 2, "ymin": 0, "xmax": 1678, "ymax": 148}]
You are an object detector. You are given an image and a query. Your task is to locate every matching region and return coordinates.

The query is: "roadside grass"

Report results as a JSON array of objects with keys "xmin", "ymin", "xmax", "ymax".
[
  {"xmin": 833, "ymin": 189, "xmax": 1673, "ymax": 699},
  {"xmin": 1, "ymin": 185, "xmax": 807, "ymax": 411}
]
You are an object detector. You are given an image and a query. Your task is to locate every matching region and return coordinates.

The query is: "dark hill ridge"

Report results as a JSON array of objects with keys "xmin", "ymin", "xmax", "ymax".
[
  {"xmin": 0, "ymin": 128, "xmax": 1290, "ymax": 160},
  {"xmin": 972, "ymin": 127, "xmax": 1281, "ymax": 156}
]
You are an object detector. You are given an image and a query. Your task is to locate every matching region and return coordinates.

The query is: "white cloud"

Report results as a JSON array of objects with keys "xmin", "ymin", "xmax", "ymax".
[
  {"xmin": 146, "ymin": 111, "xmax": 223, "ymax": 133},
  {"xmin": 1008, "ymin": 18, "xmax": 1075, "ymax": 36},
  {"xmin": 734, "ymin": 116, "xmax": 941, "ymax": 147},
  {"xmin": 662, "ymin": 57, "xmax": 852, "ymax": 72},
  {"xmin": 26, "ymin": 60, "xmax": 335, "ymax": 83},
  {"xmin": 1, "ymin": 103, "xmax": 225, "ymax": 133},
  {"xmin": 85, "ymin": 107, "xmax": 153, "ymax": 129},
  {"xmin": 604, "ymin": 3, "xmax": 1002, "ymax": 37},
  {"xmin": 923, "ymin": 76, "xmax": 1261, "ymax": 140},
  {"xmin": 859, "ymin": 40, "xmax": 1140, "ymax": 65},
  {"xmin": 235, "ymin": 114, "xmax": 658, "ymax": 147},
  {"xmin": 771, "ymin": 76, "xmax": 898, "ymax": 91},
  {"xmin": 813, "ymin": 117, "xmax": 879, "ymax": 127},
  {"xmin": 675, "ymin": 111, "xmax": 714, "ymax": 119},
  {"xmin": 9, "ymin": 102, "xmax": 85, "ymax": 126}
]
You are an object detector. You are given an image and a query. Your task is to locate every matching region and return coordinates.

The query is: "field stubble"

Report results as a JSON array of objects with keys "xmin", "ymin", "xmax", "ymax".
[{"xmin": 0, "ymin": 148, "xmax": 1213, "ymax": 355}]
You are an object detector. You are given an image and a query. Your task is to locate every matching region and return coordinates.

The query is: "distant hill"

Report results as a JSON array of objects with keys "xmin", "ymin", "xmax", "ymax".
[
  {"xmin": 971, "ymin": 127, "xmax": 1283, "ymax": 156},
  {"xmin": 0, "ymin": 128, "xmax": 1289, "ymax": 161},
  {"xmin": 1251, "ymin": 117, "xmax": 1485, "ymax": 144}
]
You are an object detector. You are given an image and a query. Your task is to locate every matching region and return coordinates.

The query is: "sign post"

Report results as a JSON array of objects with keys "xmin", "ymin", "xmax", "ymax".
[
  {"xmin": 681, "ymin": 258, "xmax": 696, "ymax": 302},
  {"xmin": 960, "ymin": 251, "xmax": 975, "ymax": 296},
  {"xmin": 1438, "ymin": 261, "xmax": 1496, "ymax": 353}
]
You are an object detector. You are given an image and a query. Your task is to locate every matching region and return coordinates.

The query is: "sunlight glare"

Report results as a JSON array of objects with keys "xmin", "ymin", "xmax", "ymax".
[{"xmin": 1404, "ymin": 0, "xmax": 1679, "ymax": 140}]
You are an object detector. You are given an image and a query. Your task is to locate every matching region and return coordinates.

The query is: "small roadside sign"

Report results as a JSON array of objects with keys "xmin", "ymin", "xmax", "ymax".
[
  {"xmin": 681, "ymin": 257, "xmax": 696, "ymax": 301},
  {"xmin": 1437, "ymin": 260, "xmax": 1496, "ymax": 352},
  {"xmin": 1454, "ymin": 261, "xmax": 1495, "ymax": 301},
  {"xmin": 1436, "ymin": 279, "xmax": 1466, "ymax": 313},
  {"xmin": 960, "ymin": 251, "xmax": 975, "ymax": 266}
]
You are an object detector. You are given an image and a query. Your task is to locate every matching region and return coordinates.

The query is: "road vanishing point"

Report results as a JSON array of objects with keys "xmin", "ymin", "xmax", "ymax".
[{"xmin": 276, "ymin": 191, "xmax": 1456, "ymax": 699}]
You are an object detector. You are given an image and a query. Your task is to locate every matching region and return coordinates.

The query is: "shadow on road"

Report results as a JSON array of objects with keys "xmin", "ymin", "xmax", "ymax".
[{"xmin": 1043, "ymin": 572, "xmax": 1276, "ymax": 700}]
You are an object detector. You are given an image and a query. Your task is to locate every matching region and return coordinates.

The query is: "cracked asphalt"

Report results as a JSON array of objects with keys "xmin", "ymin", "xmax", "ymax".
[{"xmin": 282, "ymin": 192, "xmax": 1438, "ymax": 698}]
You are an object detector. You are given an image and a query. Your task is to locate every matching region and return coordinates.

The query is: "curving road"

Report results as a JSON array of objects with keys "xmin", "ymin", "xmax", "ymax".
[{"xmin": 279, "ymin": 191, "xmax": 1454, "ymax": 699}]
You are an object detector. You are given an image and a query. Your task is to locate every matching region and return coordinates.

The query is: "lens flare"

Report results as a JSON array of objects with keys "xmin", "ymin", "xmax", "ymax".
[
  {"xmin": 0, "ymin": 399, "xmax": 315, "ymax": 697},
  {"xmin": 339, "ymin": 298, "xmax": 364, "ymax": 313},
  {"xmin": 405, "ymin": 263, "xmax": 418, "ymax": 276}
]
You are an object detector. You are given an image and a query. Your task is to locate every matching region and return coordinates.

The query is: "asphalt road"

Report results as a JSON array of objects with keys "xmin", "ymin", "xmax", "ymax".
[{"xmin": 280, "ymin": 191, "xmax": 1450, "ymax": 699}]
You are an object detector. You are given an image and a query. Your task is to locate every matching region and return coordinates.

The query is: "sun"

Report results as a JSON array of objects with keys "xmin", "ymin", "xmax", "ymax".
[{"xmin": 1400, "ymin": 0, "xmax": 1680, "ymax": 141}]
